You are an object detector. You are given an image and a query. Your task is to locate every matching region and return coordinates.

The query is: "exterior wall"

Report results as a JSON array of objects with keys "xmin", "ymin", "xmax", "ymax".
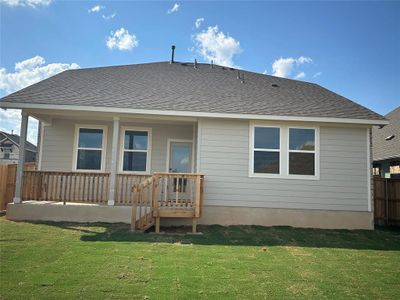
[
  {"xmin": 0, "ymin": 144, "xmax": 19, "ymax": 164},
  {"xmin": 198, "ymin": 118, "xmax": 370, "ymax": 212},
  {"xmin": 40, "ymin": 118, "xmax": 194, "ymax": 173},
  {"xmin": 0, "ymin": 144, "xmax": 36, "ymax": 164}
]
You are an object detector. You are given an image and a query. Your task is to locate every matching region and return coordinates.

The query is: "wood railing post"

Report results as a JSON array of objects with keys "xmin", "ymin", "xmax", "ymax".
[
  {"xmin": 152, "ymin": 174, "xmax": 159, "ymax": 216},
  {"xmin": 194, "ymin": 175, "xmax": 201, "ymax": 218},
  {"xmin": 130, "ymin": 184, "xmax": 139, "ymax": 232}
]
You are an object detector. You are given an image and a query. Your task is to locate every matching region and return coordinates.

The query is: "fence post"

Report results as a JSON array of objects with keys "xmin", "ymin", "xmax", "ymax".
[{"xmin": 385, "ymin": 178, "xmax": 389, "ymax": 225}]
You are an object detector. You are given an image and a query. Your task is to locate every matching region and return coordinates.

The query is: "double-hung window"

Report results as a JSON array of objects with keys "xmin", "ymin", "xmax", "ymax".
[
  {"xmin": 74, "ymin": 126, "xmax": 107, "ymax": 171},
  {"xmin": 250, "ymin": 123, "xmax": 318, "ymax": 179},
  {"xmin": 288, "ymin": 128, "xmax": 316, "ymax": 176},
  {"xmin": 121, "ymin": 128, "xmax": 151, "ymax": 173},
  {"xmin": 252, "ymin": 127, "xmax": 280, "ymax": 174}
]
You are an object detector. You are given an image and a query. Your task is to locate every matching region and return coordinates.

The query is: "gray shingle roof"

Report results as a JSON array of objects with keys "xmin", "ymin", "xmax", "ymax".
[
  {"xmin": 0, "ymin": 61, "xmax": 385, "ymax": 121},
  {"xmin": 0, "ymin": 131, "xmax": 37, "ymax": 152},
  {"xmin": 372, "ymin": 107, "xmax": 400, "ymax": 161}
]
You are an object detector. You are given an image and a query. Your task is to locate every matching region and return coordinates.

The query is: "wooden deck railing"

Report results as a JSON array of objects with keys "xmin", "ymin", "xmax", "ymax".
[
  {"xmin": 22, "ymin": 171, "xmax": 110, "ymax": 204},
  {"xmin": 131, "ymin": 172, "xmax": 204, "ymax": 232},
  {"xmin": 130, "ymin": 176, "xmax": 157, "ymax": 231},
  {"xmin": 115, "ymin": 174, "xmax": 150, "ymax": 205}
]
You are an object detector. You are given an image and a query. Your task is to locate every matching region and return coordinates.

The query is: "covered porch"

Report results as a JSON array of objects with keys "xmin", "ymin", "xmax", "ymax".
[{"xmin": 11, "ymin": 109, "xmax": 204, "ymax": 232}]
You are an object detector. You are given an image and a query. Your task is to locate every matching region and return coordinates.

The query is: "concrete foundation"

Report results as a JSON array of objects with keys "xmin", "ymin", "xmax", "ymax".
[{"xmin": 6, "ymin": 201, "xmax": 374, "ymax": 230}]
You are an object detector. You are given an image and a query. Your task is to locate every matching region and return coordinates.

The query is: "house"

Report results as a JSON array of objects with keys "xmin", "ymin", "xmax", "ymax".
[
  {"xmin": 372, "ymin": 107, "xmax": 400, "ymax": 178},
  {"xmin": 0, "ymin": 130, "xmax": 37, "ymax": 164},
  {"xmin": 0, "ymin": 58, "xmax": 388, "ymax": 230}
]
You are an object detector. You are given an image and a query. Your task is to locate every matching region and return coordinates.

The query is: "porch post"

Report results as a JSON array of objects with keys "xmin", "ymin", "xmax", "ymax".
[
  {"xmin": 108, "ymin": 117, "xmax": 120, "ymax": 205},
  {"xmin": 13, "ymin": 111, "xmax": 29, "ymax": 204}
]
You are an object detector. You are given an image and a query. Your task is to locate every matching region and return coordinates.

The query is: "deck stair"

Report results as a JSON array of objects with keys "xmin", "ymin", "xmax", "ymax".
[{"xmin": 130, "ymin": 172, "xmax": 204, "ymax": 233}]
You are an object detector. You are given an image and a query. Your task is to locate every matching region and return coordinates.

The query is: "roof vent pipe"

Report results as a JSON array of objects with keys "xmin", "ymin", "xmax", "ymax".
[
  {"xmin": 210, "ymin": 60, "xmax": 214, "ymax": 68},
  {"xmin": 170, "ymin": 45, "xmax": 176, "ymax": 64},
  {"xmin": 237, "ymin": 70, "xmax": 241, "ymax": 79},
  {"xmin": 194, "ymin": 59, "xmax": 198, "ymax": 69}
]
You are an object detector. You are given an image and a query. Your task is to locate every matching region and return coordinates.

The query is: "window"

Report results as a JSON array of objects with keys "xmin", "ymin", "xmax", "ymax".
[
  {"xmin": 288, "ymin": 128, "xmax": 316, "ymax": 176},
  {"xmin": 249, "ymin": 123, "xmax": 319, "ymax": 179},
  {"xmin": 252, "ymin": 127, "xmax": 280, "ymax": 174},
  {"xmin": 74, "ymin": 126, "xmax": 106, "ymax": 171},
  {"xmin": 4, "ymin": 148, "xmax": 10, "ymax": 159},
  {"xmin": 120, "ymin": 128, "xmax": 151, "ymax": 173},
  {"xmin": 372, "ymin": 166, "xmax": 380, "ymax": 176}
]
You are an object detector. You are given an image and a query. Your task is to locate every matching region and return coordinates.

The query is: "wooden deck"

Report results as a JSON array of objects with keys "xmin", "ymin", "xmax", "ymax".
[{"xmin": 18, "ymin": 170, "xmax": 204, "ymax": 232}]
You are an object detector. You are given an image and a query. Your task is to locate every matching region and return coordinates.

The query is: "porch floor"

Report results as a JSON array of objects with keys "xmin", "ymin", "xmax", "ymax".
[
  {"xmin": 7, "ymin": 201, "xmax": 133, "ymax": 224},
  {"xmin": 6, "ymin": 201, "xmax": 194, "ymax": 225}
]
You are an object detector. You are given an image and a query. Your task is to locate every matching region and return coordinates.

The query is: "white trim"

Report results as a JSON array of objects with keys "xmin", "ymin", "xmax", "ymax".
[
  {"xmin": 108, "ymin": 117, "xmax": 120, "ymax": 206},
  {"xmin": 192, "ymin": 124, "xmax": 196, "ymax": 172},
  {"xmin": 196, "ymin": 120, "xmax": 202, "ymax": 173},
  {"xmin": 367, "ymin": 127, "xmax": 372, "ymax": 212},
  {"xmin": 249, "ymin": 122, "xmax": 320, "ymax": 180},
  {"xmin": 72, "ymin": 124, "xmax": 108, "ymax": 172},
  {"xmin": 249, "ymin": 124, "xmax": 282, "ymax": 178},
  {"xmin": 37, "ymin": 123, "xmax": 46, "ymax": 171},
  {"xmin": 0, "ymin": 102, "xmax": 389, "ymax": 126},
  {"xmin": 286, "ymin": 126, "xmax": 320, "ymax": 180},
  {"xmin": 118, "ymin": 126, "xmax": 152, "ymax": 175},
  {"xmin": 166, "ymin": 139, "xmax": 194, "ymax": 173}
]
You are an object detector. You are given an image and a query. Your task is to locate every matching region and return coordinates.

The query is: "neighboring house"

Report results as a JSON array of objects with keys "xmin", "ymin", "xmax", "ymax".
[
  {"xmin": 0, "ymin": 60, "xmax": 388, "ymax": 229},
  {"xmin": 372, "ymin": 107, "xmax": 400, "ymax": 178},
  {"xmin": 0, "ymin": 131, "xmax": 37, "ymax": 164}
]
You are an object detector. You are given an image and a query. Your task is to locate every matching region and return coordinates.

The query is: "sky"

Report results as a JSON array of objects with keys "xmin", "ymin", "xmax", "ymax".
[{"xmin": 0, "ymin": 0, "xmax": 399, "ymax": 144}]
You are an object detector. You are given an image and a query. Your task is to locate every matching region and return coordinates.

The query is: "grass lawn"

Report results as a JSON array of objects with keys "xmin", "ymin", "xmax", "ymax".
[{"xmin": 0, "ymin": 217, "xmax": 399, "ymax": 299}]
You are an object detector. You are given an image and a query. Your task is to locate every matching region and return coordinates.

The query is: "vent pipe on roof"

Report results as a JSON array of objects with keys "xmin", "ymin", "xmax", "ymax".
[
  {"xmin": 210, "ymin": 60, "xmax": 214, "ymax": 68},
  {"xmin": 170, "ymin": 45, "xmax": 176, "ymax": 64},
  {"xmin": 194, "ymin": 58, "xmax": 198, "ymax": 69}
]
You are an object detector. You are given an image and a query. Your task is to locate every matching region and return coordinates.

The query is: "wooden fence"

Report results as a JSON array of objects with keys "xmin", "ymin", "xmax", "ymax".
[
  {"xmin": 374, "ymin": 176, "xmax": 400, "ymax": 226},
  {"xmin": 0, "ymin": 163, "xmax": 36, "ymax": 210}
]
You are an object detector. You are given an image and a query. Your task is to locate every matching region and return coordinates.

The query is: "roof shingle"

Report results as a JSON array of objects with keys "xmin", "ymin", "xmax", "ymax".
[
  {"xmin": 0, "ymin": 61, "xmax": 385, "ymax": 121},
  {"xmin": 372, "ymin": 107, "xmax": 400, "ymax": 161}
]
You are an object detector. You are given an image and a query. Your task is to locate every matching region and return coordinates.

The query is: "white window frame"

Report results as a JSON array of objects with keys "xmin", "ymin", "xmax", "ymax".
[
  {"xmin": 72, "ymin": 124, "xmax": 108, "ymax": 172},
  {"xmin": 249, "ymin": 122, "xmax": 320, "ymax": 180},
  {"xmin": 119, "ymin": 126, "xmax": 152, "ymax": 175},
  {"xmin": 287, "ymin": 126, "xmax": 319, "ymax": 180},
  {"xmin": 249, "ymin": 125, "xmax": 282, "ymax": 178}
]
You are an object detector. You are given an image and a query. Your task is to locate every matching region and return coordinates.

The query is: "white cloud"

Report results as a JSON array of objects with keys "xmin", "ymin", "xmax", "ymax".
[
  {"xmin": 102, "ymin": 12, "xmax": 116, "ymax": 20},
  {"xmin": 0, "ymin": 0, "xmax": 51, "ymax": 7},
  {"xmin": 271, "ymin": 56, "xmax": 312, "ymax": 78},
  {"xmin": 313, "ymin": 72, "xmax": 322, "ymax": 78},
  {"xmin": 294, "ymin": 72, "xmax": 306, "ymax": 79},
  {"xmin": 167, "ymin": 3, "xmax": 179, "ymax": 14},
  {"xmin": 0, "ymin": 56, "xmax": 79, "ymax": 145},
  {"xmin": 106, "ymin": 28, "xmax": 138, "ymax": 51},
  {"xmin": 88, "ymin": 4, "xmax": 104, "ymax": 13},
  {"xmin": 194, "ymin": 26, "xmax": 242, "ymax": 67},
  {"xmin": 195, "ymin": 17, "xmax": 204, "ymax": 29},
  {"xmin": 262, "ymin": 70, "xmax": 268, "ymax": 75},
  {"xmin": 0, "ymin": 55, "xmax": 79, "ymax": 95}
]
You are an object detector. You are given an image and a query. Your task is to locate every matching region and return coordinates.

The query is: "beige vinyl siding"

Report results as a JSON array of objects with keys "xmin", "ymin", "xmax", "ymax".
[
  {"xmin": 199, "ymin": 119, "xmax": 369, "ymax": 212},
  {"xmin": 41, "ymin": 118, "xmax": 194, "ymax": 173}
]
